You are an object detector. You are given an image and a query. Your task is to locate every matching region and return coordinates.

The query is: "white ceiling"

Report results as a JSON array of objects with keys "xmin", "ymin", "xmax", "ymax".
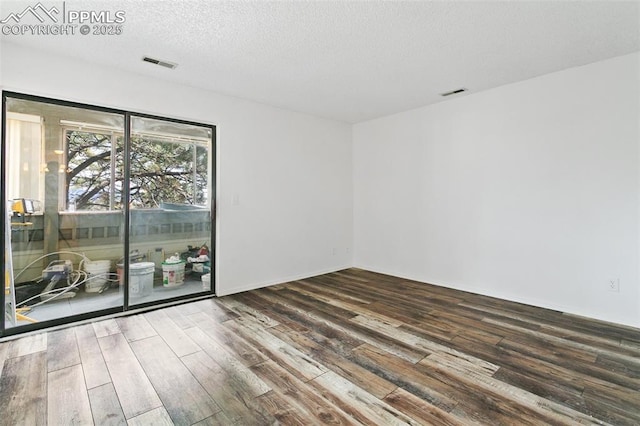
[{"xmin": 1, "ymin": 0, "xmax": 639, "ymax": 123}]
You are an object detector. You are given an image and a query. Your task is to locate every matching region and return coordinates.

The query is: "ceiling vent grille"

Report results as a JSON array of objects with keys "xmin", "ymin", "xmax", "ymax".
[
  {"xmin": 142, "ymin": 56, "xmax": 177, "ymax": 69},
  {"xmin": 440, "ymin": 88, "xmax": 467, "ymax": 97}
]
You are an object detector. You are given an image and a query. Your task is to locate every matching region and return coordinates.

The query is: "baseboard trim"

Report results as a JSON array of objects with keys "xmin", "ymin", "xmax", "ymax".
[{"xmin": 216, "ymin": 264, "xmax": 353, "ymax": 296}]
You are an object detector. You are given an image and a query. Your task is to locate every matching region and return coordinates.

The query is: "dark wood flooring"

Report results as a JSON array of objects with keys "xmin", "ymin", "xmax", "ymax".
[{"xmin": 0, "ymin": 268, "xmax": 638, "ymax": 425}]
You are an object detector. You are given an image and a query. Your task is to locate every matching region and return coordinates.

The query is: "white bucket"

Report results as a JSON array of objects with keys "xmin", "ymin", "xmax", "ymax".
[
  {"xmin": 130, "ymin": 262, "xmax": 155, "ymax": 298},
  {"xmin": 84, "ymin": 260, "xmax": 111, "ymax": 293},
  {"xmin": 202, "ymin": 273, "xmax": 211, "ymax": 291},
  {"xmin": 162, "ymin": 261, "xmax": 185, "ymax": 287}
]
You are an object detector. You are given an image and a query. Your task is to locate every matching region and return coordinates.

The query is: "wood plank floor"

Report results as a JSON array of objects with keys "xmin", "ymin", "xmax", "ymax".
[{"xmin": 1, "ymin": 268, "xmax": 639, "ymax": 425}]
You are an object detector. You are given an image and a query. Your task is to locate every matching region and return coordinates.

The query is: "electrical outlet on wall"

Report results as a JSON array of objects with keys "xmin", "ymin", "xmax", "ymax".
[{"xmin": 607, "ymin": 278, "xmax": 620, "ymax": 292}]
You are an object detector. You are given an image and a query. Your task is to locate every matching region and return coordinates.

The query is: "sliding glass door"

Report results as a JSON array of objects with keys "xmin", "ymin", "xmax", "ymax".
[
  {"xmin": 127, "ymin": 115, "xmax": 213, "ymax": 306},
  {"xmin": 2, "ymin": 92, "xmax": 215, "ymax": 336},
  {"xmin": 2, "ymin": 95, "xmax": 126, "ymax": 330}
]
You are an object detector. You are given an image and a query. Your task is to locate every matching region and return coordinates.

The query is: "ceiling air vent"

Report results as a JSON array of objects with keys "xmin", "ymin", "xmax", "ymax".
[
  {"xmin": 142, "ymin": 56, "xmax": 178, "ymax": 69},
  {"xmin": 440, "ymin": 88, "xmax": 467, "ymax": 97}
]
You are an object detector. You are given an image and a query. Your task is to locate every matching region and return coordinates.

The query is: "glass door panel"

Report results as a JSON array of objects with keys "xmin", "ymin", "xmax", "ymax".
[
  {"xmin": 4, "ymin": 95, "xmax": 125, "ymax": 329},
  {"xmin": 127, "ymin": 115, "xmax": 213, "ymax": 306}
]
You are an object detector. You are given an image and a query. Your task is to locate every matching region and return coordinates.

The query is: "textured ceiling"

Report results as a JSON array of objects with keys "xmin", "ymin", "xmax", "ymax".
[{"xmin": 1, "ymin": 0, "xmax": 639, "ymax": 123}]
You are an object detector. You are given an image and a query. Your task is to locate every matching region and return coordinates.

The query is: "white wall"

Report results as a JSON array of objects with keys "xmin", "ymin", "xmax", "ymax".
[
  {"xmin": 0, "ymin": 41, "xmax": 353, "ymax": 296},
  {"xmin": 354, "ymin": 53, "xmax": 640, "ymax": 327}
]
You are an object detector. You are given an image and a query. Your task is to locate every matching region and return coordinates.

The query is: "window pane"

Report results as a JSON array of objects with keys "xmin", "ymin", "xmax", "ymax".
[
  {"xmin": 66, "ymin": 130, "xmax": 115, "ymax": 211},
  {"xmin": 129, "ymin": 115, "xmax": 213, "ymax": 306},
  {"xmin": 195, "ymin": 145, "xmax": 209, "ymax": 205},
  {"xmin": 4, "ymin": 96, "xmax": 126, "ymax": 330},
  {"xmin": 6, "ymin": 112, "xmax": 43, "ymax": 203},
  {"xmin": 129, "ymin": 137, "xmax": 198, "ymax": 208}
]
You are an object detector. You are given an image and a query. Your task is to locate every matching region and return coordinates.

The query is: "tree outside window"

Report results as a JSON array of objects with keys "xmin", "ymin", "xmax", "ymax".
[{"xmin": 66, "ymin": 130, "xmax": 209, "ymax": 211}]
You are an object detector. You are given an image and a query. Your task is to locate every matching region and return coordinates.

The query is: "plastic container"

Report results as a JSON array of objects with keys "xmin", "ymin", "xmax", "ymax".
[
  {"xmin": 129, "ymin": 262, "xmax": 155, "ymax": 298},
  {"xmin": 202, "ymin": 273, "xmax": 211, "ymax": 291},
  {"xmin": 83, "ymin": 260, "xmax": 111, "ymax": 292},
  {"xmin": 162, "ymin": 260, "xmax": 185, "ymax": 287}
]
